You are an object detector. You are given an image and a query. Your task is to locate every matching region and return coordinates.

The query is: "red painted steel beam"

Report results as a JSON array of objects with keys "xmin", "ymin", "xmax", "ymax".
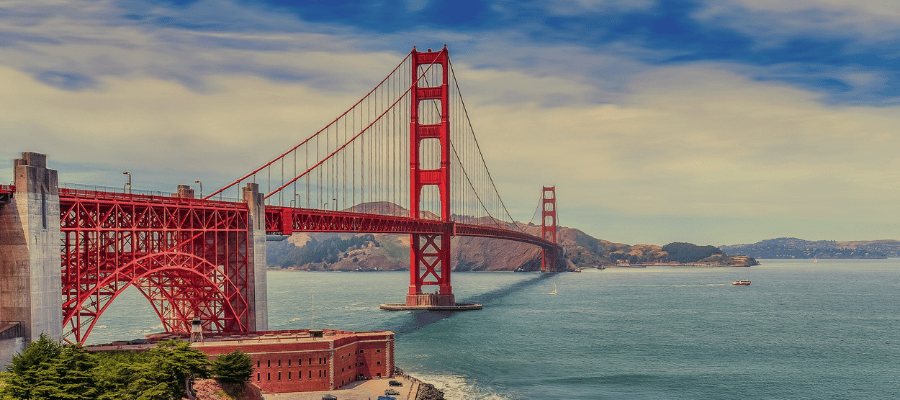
[
  {"xmin": 266, "ymin": 206, "xmax": 559, "ymax": 252},
  {"xmin": 57, "ymin": 190, "xmax": 251, "ymax": 343}
]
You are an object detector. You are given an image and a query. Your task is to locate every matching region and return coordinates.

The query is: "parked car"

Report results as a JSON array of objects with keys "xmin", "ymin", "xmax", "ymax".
[
  {"xmin": 322, "ymin": 395, "xmax": 337, "ymax": 400},
  {"xmin": 388, "ymin": 380, "xmax": 403, "ymax": 386},
  {"xmin": 377, "ymin": 396, "xmax": 396, "ymax": 400},
  {"xmin": 385, "ymin": 388, "xmax": 400, "ymax": 395}
]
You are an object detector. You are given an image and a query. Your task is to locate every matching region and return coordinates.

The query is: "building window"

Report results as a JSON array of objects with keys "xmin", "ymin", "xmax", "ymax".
[
  {"xmin": 377, "ymin": 361, "xmax": 381, "ymax": 365},
  {"xmin": 309, "ymin": 370, "xmax": 312, "ymax": 379},
  {"xmin": 377, "ymin": 373, "xmax": 381, "ymax": 377},
  {"xmin": 257, "ymin": 373, "xmax": 260, "ymax": 381},
  {"xmin": 278, "ymin": 372, "xmax": 281, "ymax": 380},
  {"xmin": 278, "ymin": 360, "xmax": 281, "ymax": 367},
  {"xmin": 288, "ymin": 371, "xmax": 291, "ymax": 380},
  {"xmin": 257, "ymin": 361, "xmax": 260, "ymax": 368},
  {"xmin": 288, "ymin": 359, "xmax": 291, "ymax": 367},
  {"xmin": 268, "ymin": 360, "xmax": 271, "ymax": 368},
  {"xmin": 377, "ymin": 349, "xmax": 381, "ymax": 353},
  {"xmin": 267, "ymin": 373, "xmax": 271, "ymax": 381}
]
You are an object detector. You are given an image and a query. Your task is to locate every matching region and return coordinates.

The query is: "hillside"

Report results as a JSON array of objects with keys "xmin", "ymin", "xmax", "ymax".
[
  {"xmin": 267, "ymin": 203, "xmax": 757, "ymax": 271},
  {"xmin": 720, "ymin": 237, "xmax": 897, "ymax": 259}
]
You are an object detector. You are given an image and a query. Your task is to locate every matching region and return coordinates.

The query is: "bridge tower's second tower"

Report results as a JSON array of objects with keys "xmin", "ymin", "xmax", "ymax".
[
  {"xmin": 406, "ymin": 46, "xmax": 456, "ymax": 308},
  {"xmin": 541, "ymin": 186, "xmax": 559, "ymax": 272}
]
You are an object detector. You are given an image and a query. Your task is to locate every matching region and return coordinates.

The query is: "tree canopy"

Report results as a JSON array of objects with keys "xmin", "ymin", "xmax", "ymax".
[
  {"xmin": 1, "ymin": 338, "xmax": 221, "ymax": 400},
  {"xmin": 662, "ymin": 242, "xmax": 724, "ymax": 263},
  {"xmin": 210, "ymin": 349, "xmax": 252, "ymax": 384}
]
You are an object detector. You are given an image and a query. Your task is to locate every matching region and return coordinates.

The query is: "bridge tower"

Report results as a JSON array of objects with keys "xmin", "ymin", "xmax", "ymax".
[
  {"xmin": 541, "ymin": 186, "xmax": 559, "ymax": 272},
  {"xmin": 407, "ymin": 46, "xmax": 455, "ymax": 307},
  {"xmin": 0, "ymin": 153, "xmax": 62, "ymax": 366}
]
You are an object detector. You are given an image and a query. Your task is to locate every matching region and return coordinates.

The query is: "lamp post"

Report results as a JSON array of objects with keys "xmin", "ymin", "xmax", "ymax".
[
  {"xmin": 333, "ymin": 198, "xmax": 337, "ymax": 211},
  {"xmin": 194, "ymin": 180, "xmax": 202, "ymax": 198},
  {"xmin": 122, "ymin": 171, "xmax": 131, "ymax": 194}
]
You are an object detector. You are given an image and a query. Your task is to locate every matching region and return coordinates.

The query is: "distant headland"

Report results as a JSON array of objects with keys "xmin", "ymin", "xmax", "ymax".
[
  {"xmin": 266, "ymin": 222, "xmax": 760, "ymax": 271},
  {"xmin": 719, "ymin": 237, "xmax": 900, "ymax": 259}
]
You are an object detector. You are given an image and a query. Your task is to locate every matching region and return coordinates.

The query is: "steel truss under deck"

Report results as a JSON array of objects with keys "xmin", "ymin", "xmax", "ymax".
[{"xmin": 58, "ymin": 189, "xmax": 251, "ymax": 343}]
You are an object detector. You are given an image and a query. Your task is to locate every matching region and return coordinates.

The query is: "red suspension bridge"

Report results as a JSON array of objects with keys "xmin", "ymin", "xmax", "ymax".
[{"xmin": 0, "ymin": 46, "xmax": 561, "ymax": 345}]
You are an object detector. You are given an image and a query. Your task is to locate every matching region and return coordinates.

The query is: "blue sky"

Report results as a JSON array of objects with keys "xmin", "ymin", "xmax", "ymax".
[{"xmin": 2, "ymin": 0, "xmax": 899, "ymax": 246}]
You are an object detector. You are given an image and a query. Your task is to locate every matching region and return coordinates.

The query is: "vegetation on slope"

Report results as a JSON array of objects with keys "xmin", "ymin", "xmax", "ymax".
[
  {"xmin": 0, "ymin": 335, "xmax": 254, "ymax": 400},
  {"xmin": 662, "ymin": 242, "xmax": 724, "ymax": 263},
  {"xmin": 720, "ymin": 237, "xmax": 892, "ymax": 259}
]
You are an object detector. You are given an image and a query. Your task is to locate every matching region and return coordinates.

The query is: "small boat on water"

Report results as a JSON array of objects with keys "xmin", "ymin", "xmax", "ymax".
[
  {"xmin": 546, "ymin": 283, "xmax": 557, "ymax": 295},
  {"xmin": 732, "ymin": 279, "xmax": 751, "ymax": 286}
]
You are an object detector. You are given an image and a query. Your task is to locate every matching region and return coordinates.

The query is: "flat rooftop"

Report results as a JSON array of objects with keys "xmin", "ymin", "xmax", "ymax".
[{"xmin": 85, "ymin": 329, "xmax": 393, "ymax": 352}]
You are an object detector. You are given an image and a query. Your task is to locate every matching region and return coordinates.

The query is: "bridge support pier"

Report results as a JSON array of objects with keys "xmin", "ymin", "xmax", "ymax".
[
  {"xmin": 0, "ymin": 152, "xmax": 62, "ymax": 366},
  {"xmin": 406, "ymin": 226, "xmax": 454, "ymax": 307},
  {"xmin": 243, "ymin": 183, "xmax": 269, "ymax": 331}
]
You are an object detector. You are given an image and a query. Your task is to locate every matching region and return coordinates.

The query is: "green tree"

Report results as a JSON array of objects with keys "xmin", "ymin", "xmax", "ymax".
[
  {"xmin": 1, "ymin": 333, "xmax": 63, "ymax": 399},
  {"xmin": 92, "ymin": 340, "xmax": 209, "ymax": 400},
  {"xmin": 93, "ymin": 353, "xmax": 168, "ymax": 400},
  {"xmin": 210, "ymin": 350, "xmax": 252, "ymax": 384},
  {"xmin": 148, "ymin": 340, "xmax": 210, "ymax": 399},
  {"xmin": 30, "ymin": 344, "xmax": 99, "ymax": 400}
]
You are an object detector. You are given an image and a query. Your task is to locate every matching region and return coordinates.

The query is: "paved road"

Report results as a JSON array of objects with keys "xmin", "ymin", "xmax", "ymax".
[{"xmin": 264, "ymin": 375, "xmax": 420, "ymax": 400}]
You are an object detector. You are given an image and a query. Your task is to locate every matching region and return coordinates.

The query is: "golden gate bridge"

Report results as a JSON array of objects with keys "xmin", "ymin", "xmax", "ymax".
[{"xmin": 0, "ymin": 46, "xmax": 561, "ymax": 345}]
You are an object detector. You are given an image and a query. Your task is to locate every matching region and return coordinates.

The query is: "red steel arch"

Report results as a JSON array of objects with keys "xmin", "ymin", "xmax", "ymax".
[{"xmin": 58, "ymin": 188, "xmax": 252, "ymax": 343}]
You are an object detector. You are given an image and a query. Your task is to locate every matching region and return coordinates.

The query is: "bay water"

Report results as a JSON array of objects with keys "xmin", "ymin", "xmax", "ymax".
[{"xmin": 90, "ymin": 259, "xmax": 900, "ymax": 399}]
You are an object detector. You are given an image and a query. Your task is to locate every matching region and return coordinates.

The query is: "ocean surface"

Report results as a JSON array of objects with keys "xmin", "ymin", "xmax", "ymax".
[{"xmin": 89, "ymin": 259, "xmax": 900, "ymax": 399}]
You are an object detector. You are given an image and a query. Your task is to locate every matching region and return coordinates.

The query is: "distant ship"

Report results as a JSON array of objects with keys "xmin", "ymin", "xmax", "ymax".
[{"xmin": 732, "ymin": 279, "xmax": 751, "ymax": 286}]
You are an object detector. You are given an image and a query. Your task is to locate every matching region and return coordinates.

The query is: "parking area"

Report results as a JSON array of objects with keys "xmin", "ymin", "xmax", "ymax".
[{"xmin": 263, "ymin": 375, "xmax": 419, "ymax": 400}]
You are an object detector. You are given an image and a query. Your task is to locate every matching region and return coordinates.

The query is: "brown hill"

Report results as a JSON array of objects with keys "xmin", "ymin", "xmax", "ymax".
[{"xmin": 266, "ymin": 203, "xmax": 755, "ymax": 271}]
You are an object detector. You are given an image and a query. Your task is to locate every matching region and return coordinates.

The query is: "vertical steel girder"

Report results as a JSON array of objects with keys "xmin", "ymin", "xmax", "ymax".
[
  {"xmin": 408, "ymin": 46, "xmax": 453, "ymax": 300},
  {"xmin": 58, "ymin": 192, "xmax": 251, "ymax": 343},
  {"xmin": 541, "ymin": 186, "xmax": 559, "ymax": 272}
]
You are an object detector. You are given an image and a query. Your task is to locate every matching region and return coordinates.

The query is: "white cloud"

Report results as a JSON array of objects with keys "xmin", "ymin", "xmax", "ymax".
[
  {"xmin": 0, "ymin": 65, "xmax": 367, "ymax": 188},
  {"xmin": 465, "ymin": 63, "xmax": 900, "ymax": 227},
  {"xmin": 695, "ymin": 0, "xmax": 900, "ymax": 43}
]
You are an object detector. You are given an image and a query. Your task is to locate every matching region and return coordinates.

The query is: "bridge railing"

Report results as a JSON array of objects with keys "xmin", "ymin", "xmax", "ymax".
[{"xmin": 58, "ymin": 183, "xmax": 243, "ymax": 205}]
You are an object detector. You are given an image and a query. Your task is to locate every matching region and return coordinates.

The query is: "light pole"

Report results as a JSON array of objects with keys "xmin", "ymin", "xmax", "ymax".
[
  {"xmin": 194, "ymin": 180, "xmax": 202, "ymax": 198},
  {"xmin": 333, "ymin": 198, "xmax": 337, "ymax": 211},
  {"xmin": 122, "ymin": 172, "xmax": 131, "ymax": 194}
]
